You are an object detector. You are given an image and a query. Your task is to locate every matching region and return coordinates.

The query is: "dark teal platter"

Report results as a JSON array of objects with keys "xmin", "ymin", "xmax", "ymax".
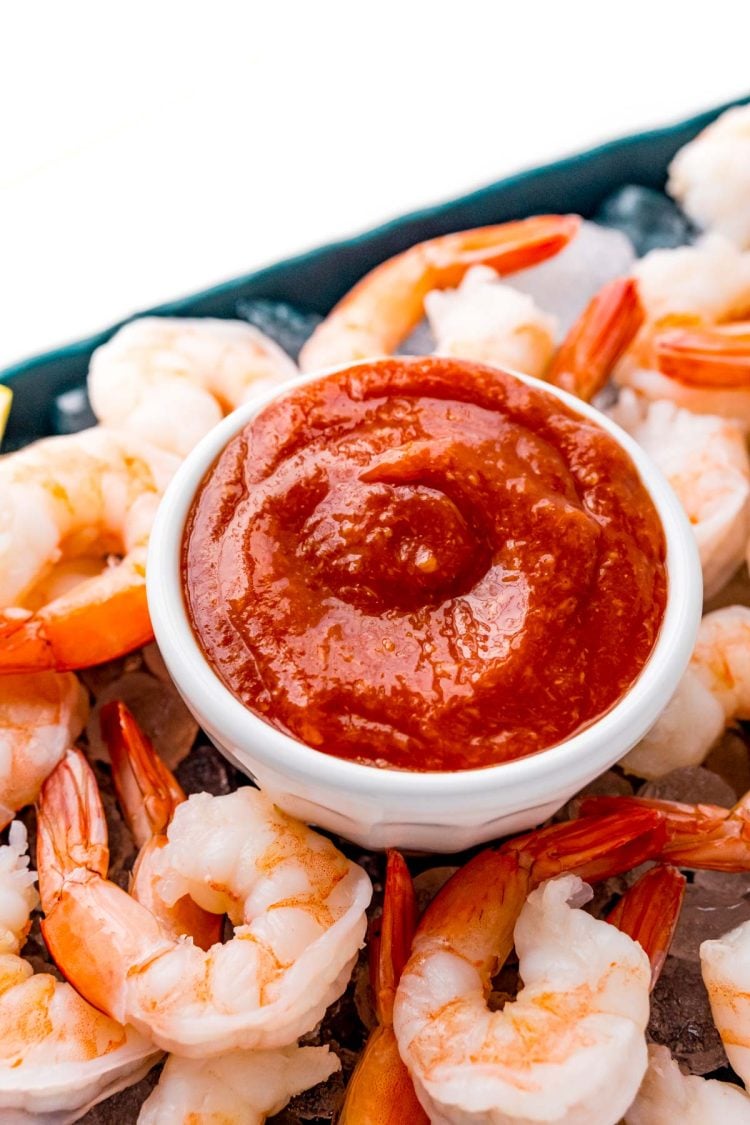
[{"xmin": 3, "ymin": 95, "xmax": 748, "ymax": 446}]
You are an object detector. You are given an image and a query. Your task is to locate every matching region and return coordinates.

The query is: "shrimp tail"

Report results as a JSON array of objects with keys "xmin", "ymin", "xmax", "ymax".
[
  {"xmin": 0, "ymin": 578, "xmax": 152, "ymax": 672},
  {"xmin": 371, "ymin": 850, "xmax": 418, "ymax": 1026},
  {"xmin": 37, "ymin": 748, "xmax": 171, "ymax": 1021},
  {"xmin": 410, "ymin": 808, "xmax": 666, "ymax": 985},
  {"xmin": 516, "ymin": 805, "xmax": 666, "ymax": 882},
  {"xmin": 35, "ymin": 747, "xmax": 109, "ymax": 910},
  {"xmin": 394, "ymin": 816, "xmax": 660, "ymax": 1122},
  {"xmin": 580, "ymin": 793, "xmax": 750, "ymax": 871},
  {"xmin": 340, "ymin": 850, "xmax": 428, "ymax": 1125},
  {"xmin": 102, "ymin": 700, "xmax": 185, "ymax": 846},
  {"xmin": 656, "ymin": 324, "xmax": 750, "ymax": 388},
  {"xmin": 607, "ymin": 864, "xmax": 685, "ymax": 988},
  {"xmin": 339, "ymin": 1026, "xmax": 428, "ymax": 1125},
  {"xmin": 299, "ymin": 215, "xmax": 581, "ymax": 371},
  {"xmin": 102, "ymin": 700, "xmax": 223, "ymax": 951},
  {"xmin": 416, "ymin": 214, "xmax": 581, "ymax": 280},
  {"xmin": 547, "ymin": 276, "xmax": 644, "ymax": 402}
]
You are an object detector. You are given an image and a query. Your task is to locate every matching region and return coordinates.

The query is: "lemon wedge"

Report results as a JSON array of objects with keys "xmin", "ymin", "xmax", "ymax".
[{"xmin": 0, "ymin": 385, "xmax": 11, "ymax": 447}]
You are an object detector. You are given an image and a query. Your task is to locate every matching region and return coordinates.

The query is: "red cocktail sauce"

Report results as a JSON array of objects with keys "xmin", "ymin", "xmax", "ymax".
[{"xmin": 183, "ymin": 357, "xmax": 666, "ymax": 771}]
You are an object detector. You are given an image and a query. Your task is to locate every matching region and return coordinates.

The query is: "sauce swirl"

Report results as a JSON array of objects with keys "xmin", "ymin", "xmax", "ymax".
[{"xmin": 183, "ymin": 357, "xmax": 666, "ymax": 771}]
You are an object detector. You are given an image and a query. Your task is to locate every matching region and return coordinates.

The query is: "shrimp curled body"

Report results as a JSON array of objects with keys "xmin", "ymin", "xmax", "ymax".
[
  {"xmin": 625, "ymin": 1044, "xmax": 750, "ymax": 1124},
  {"xmin": 137, "ymin": 1045, "xmax": 340, "ymax": 1124},
  {"xmin": 621, "ymin": 605, "xmax": 750, "ymax": 778},
  {"xmin": 89, "ymin": 317, "xmax": 297, "ymax": 458},
  {"xmin": 37, "ymin": 751, "xmax": 372, "ymax": 1057},
  {"xmin": 610, "ymin": 391, "xmax": 750, "ymax": 599},
  {"xmin": 394, "ymin": 873, "xmax": 651, "ymax": 1124},
  {"xmin": 668, "ymin": 105, "xmax": 750, "ymax": 250},
  {"xmin": 0, "ymin": 672, "xmax": 88, "ymax": 829},
  {"xmin": 0, "ymin": 427, "xmax": 179, "ymax": 672},
  {"xmin": 0, "ymin": 822, "xmax": 160, "ymax": 1124}
]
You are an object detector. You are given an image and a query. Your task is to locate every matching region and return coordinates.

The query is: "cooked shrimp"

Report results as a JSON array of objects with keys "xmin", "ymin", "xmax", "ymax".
[
  {"xmin": 668, "ymin": 104, "xmax": 750, "ymax": 249},
  {"xmin": 632, "ymin": 236, "xmax": 750, "ymax": 346},
  {"xmin": 424, "ymin": 266, "xmax": 558, "ymax": 377},
  {"xmin": 617, "ymin": 365, "xmax": 750, "ymax": 430},
  {"xmin": 620, "ymin": 605, "xmax": 750, "ymax": 778},
  {"xmin": 647, "ymin": 317, "xmax": 750, "ymax": 447},
  {"xmin": 0, "ymin": 427, "xmax": 179, "ymax": 673},
  {"xmin": 395, "ymin": 873, "xmax": 654, "ymax": 1125},
  {"xmin": 0, "ymin": 672, "xmax": 88, "ymax": 829},
  {"xmin": 606, "ymin": 863, "xmax": 686, "ymax": 989},
  {"xmin": 36, "ymin": 748, "xmax": 372, "ymax": 1057},
  {"xmin": 625, "ymin": 1043, "xmax": 750, "ymax": 1124},
  {"xmin": 646, "ymin": 320, "xmax": 750, "ymax": 437},
  {"xmin": 89, "ymin": 317, "xmax": 297, "ymax": 458},
  {"xmin": 103, "ymin": 700, "xmax": 222, "ymax": 949},
  {"xmin": 345, "ymin": 848, "xmax": 676, "ymax": 1125},
  {"xmin": 0, "ymin": 821, "xmax": 160, "ymax": 1124},
  {"xmin": 610, "ymin": 390, "xmax": 750, "ymax": 598},
  {"xmin": 390, "ymin": 809, "xmax": 667, "ymax": 1125},
  {"xmin": 579, "ymin": 781, "xmax": 750, "ymax": 871},
  {"xmin": 702, "ymin": 915, "xmax": 750, "ymax": 1090},
  {"xmin": 298, "ymin": 215, "xmax": 580, "ymax": 371},
  {"xmin": 424, "ymin": 268, "xmax": 642, "ymax": 406},
  {"xmin": 580, "ymin": 780, "xmax": 750, "ymax": 1110},
  {"xmin": 655, "ymin": 322, "xmax": 750, "ymax": 389},
  {"xmin": 137, "ymin": 1044, "xmax": 340, "ymax": 1125},
  {"xmin": 105, "ymin": 702, "xmax": 331, "ymax": 1124},
  {"xmin": 615, "ymin": 236, "xmax": 750, "ymax": 424},
  {"xmin": 339, "ymin": 850, "xmax": 428, "ymax": 1125}
]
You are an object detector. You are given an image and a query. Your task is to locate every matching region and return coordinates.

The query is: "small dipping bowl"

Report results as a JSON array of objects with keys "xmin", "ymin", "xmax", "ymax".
[{"xmin": 148, "ymin": 364, "xmax": 702, "ymax": 852}]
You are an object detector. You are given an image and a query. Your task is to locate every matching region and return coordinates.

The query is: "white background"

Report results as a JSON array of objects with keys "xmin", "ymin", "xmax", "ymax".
[{"xmin": 2, "ymin": 1, "xmax": 748, "ymax": 368}]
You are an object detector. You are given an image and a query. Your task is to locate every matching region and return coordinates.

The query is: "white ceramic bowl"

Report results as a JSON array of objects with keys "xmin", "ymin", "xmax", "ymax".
[{"xmin": 148, "ymin": 365, "xmax": 702, "ymax": 852}]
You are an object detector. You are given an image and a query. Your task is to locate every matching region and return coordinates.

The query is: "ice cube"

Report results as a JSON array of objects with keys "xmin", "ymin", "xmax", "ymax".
[
  {"xmin": 413, "ymin": 865, "xmax": 459, "ymax": 914},
  {"xmin": 141, "ymin": 642, "xmax": 172, "ymax": 685},
  {"xmin": 577, "ymin": 768, "xmax": 635, "ymax": 800},
  {"xmin": 51, "ymin": 385, "xmax": 97, "ymax": 435},
  {"xmin": 649, "ymin": 955, "xmax": 729, "ymax": 1075},
  {"xmin": 235, "ymin": 298, "xmax": 322, "ymax": 362},
  {"xmin": 693, "ymin": 868, "xmax": 750, "ymax": 897},
  {"xmin": 275, "ymin": 1068, "xmax": 347, "ymax": 1123},
  {"xmin": 175, "ymin": 743, "xmax": 246, "ymax": 796},
  {"xmin": 704, "ymin": 565, "xmax": 750, "ymax": 614},
  {"xmin": 291, "ymin": 961, "xmax": 368, "ymax": 1123},
  {"xmin": 596, "ymin": 185, "xmax": 697, "ymax": 256},
  {"xmin": 96, "ymin": 769, "xmax": 139, "ymax": 887},
  {"xmin": 352, "ymin": 951, "xmax": 377, "ymax": 1034},
  {"xmin": 80, "ymin": 652, "xmax": 144, "ymax": 697},
  {"xmin": 640, "ymin": 767, "xmax": 737, "ymax": 808},
  {"xmin": 670, "ymin": 881, "xmax": 750, "ymax": 962},
  {"xmin": 563, "ymin": 769, "xmax": 634, "ymax": 820},
  {"xmin": 86, "ymin": 670, "xmax": 198, "ymax": 769},
  {"xmin": 508, "ymin": 220, "xmax": 636, "ymax": 335},
  {"xmin": 585, "ymin": 863, "xmax": 656, "ymax": 922},
  {"xmin": 704, "ymin": 730, "xmax": 750, "ymax": 800},
  {"xmin": 399, "ymin": 318, "xmax": 436, "ymax": 355}
]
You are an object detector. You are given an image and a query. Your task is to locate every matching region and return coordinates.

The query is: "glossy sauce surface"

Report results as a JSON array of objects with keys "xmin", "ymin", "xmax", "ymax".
[{"xmin": 183, "ymin": 358, "xmax": 667, "ymax": 771}]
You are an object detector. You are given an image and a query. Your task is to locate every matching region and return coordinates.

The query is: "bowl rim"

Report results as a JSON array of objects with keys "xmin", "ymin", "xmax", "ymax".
[{"xmin": 147, "ymin": 360, "xmax": 702, "ymax": 800}]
